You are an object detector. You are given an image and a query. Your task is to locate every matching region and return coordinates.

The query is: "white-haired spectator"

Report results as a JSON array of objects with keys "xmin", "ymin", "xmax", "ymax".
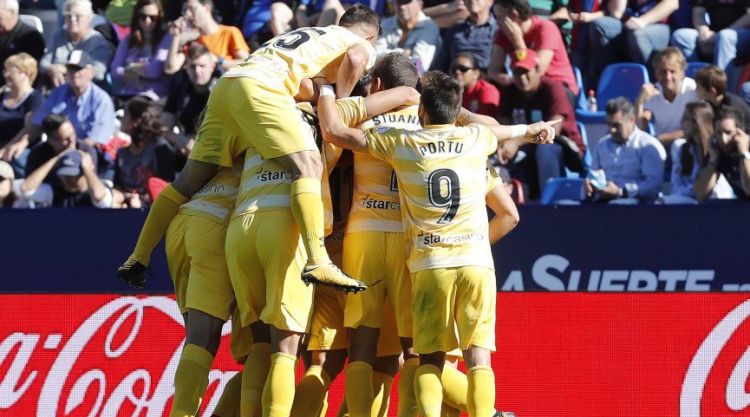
[
  {"xmin": 0, "ymin": 0, "xmax": 46, "ymax": 86},
  {"xmin": 39, "ymin": 0, "xmax": 113, "ymax": 87},
  {"xmin": 376, "ymin": 0, "xmax": 442, "ymax": 72}
]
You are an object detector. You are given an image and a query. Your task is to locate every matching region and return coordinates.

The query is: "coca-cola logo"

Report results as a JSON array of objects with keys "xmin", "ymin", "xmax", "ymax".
[
  {"xmin": 0, "ymin": 296, "xmax": 239, "ymax": 417},
  {"xmin": 681, "ymin": 299, "xmax": 750, "ymax": 416}
]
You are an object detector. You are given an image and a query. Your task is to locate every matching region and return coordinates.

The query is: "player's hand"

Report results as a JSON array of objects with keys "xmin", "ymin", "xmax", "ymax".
[
  {"xmin": 497, "ymin": 140, "xmax": 519, "ymax": 164},
  {"xmin": 524, "ymin": 119, "xmax": 561, "ymax": 144}
]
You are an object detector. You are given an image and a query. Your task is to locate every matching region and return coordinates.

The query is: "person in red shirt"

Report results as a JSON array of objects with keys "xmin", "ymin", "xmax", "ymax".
[
  {"xmin": 497, "ymin": 49, "xmax": 585, "ymax": 198},
  {"xmin": 451, "ymin": 52, "xmax": 500, "ymax": 117},
  {"xmin": 487, "ymin": 0, "xmax": 578, "ymax": 107}
]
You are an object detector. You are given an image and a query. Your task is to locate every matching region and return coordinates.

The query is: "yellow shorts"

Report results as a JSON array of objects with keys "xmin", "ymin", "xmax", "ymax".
[
  {"xmin": 307, "ymin": 286, "xmax": 348, "ymax": 351},
  {"xmin": 225, "ymin": 210, "xmax": 313, "ymax": 332},
  {"xmin": 411, "ymin": 266, "xmax": 496, "ymax": 354},
  {"xmin": 165, "ymin": 213, "xmax": 235, "ymax": 321},
  {"xmin": 229, "ymin": 309, "xmax": 254, "ymax": 363},
  {"xmin": 343, "ymin": 231, "xmax": 412, "ymax": 338},
  {"xmin": 191, "ymin": 77, "xmax": 318, "ymax": 167}
]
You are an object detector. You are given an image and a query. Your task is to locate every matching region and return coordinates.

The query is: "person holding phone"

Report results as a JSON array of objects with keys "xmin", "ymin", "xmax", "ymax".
[{"xmin": 694, "ymin": 105, "xmax": 750, "ymax": 201}]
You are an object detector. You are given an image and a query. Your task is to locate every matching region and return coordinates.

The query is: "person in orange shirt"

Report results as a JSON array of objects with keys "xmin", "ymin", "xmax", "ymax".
[{"xmin": 164, "ymin": 0, "xmax": 250, "ymax": 74}]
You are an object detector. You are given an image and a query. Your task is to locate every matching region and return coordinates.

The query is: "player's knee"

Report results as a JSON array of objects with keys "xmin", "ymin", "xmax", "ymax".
[{"xmin": 374, "ymin": 355, "xmax": 400, "ymax": 376}]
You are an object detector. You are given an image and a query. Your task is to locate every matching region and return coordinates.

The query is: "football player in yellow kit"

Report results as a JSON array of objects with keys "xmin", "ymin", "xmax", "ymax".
[
  {"xmin": 316, "ymin": 71, "xmax": 557, "ymax": 417},
  {"xmin": 117, "ymin": 5, "xmax": 382, "ymax": 293}
]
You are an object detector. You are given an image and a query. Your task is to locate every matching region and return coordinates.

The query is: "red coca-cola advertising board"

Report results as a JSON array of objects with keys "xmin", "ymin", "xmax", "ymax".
[{"xmin": 1, "ymin": 293, "xmax": 748, "ymax": 416}]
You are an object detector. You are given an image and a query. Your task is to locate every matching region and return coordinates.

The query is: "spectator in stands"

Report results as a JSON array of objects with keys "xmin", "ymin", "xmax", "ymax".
[
  {"xmin": 164, "ymin": 0, "xmax": 250, "ymax": 74},
  {"xmin": 670, "ymin": 0, "xmax": 749, "ymax": 63},
  {"xmin": 586, "ymin": 97, "xmax": 666, "ymax": 203},
  {"xmin": 110, "ymin": 0, "xmax": 172, "ymax": 103},
  {"xmin": 497, "ymin": 48, "xmax": 584, "ymax": 198},
  {"xmin": 695, "ymin": 65, "xmax": 750, "ymax": 132},
  {"xmin": 21, "ymin": 114, "xmax": 111, "ymax": 207},
  {"xmin": 0, "ymin": 50, "xmax": 116, "ymax": 169},
  {"xmin": 376, "ymin": 0, "xmax": 442, "ymax": 72},
  {"xmin": 664, "ymin": 101, "xmax": 734, "ymax": 203},
  {"xmin": 431, "ymin": 0, "xmax": 497, "ymax": 73},
  {"xmin": 636, "ymin": 47, "xmax": 698, "ymax": 145},
  {"xmin": 40, "ymin": 0, "xmax": 114, "ymax": 87},
  {"xmin": 0, "ymin": 0, "xmax": 46, "ymax": 86},
  {"xmin": 295, "ymin": 0, "xmax": 345, "ymax": 28},
  {"xmin": 694, "ymin": 106, "xmax": 750, "ymax": 201},
  {"xmin": 0, "ymin": 159, "xmax": 20, "ymax": 207},
  {"xmin": 489, "ymin": 0, "xmax": 579, "ymax": 103},
  {"xmin": 422, "ymin": 0, "xmax": 469, "ymax": 29},
  {"xmin": 241, "ymin": 0, "xmax": 294, "ymax": 48},
  {"xmin": 709, "ymin": 11, "xmax": 750, "ymax": 94},
  {"xmin": 0, "ymin": 53, "xmax": 43, "ymax": 153},
  {"xmin": 587, "ymin": 0, "xmax": 678, "ymax": 87},
  {"xmin": 112, "ymin": 96, "xmax": 175, "ymax": 208},
  {"xmin": 452, "ymin": 52, "xmax": 500, "ymax": 116},
  {"xmin": 163, "ymin": 42, "xmax": 217, "ymax": 157}
]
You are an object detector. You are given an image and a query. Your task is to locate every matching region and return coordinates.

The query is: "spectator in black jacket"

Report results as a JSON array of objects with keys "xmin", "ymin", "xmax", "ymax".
[{"xmin": 0, "ymin": 0, "xmax": 46, "ymax": 86}]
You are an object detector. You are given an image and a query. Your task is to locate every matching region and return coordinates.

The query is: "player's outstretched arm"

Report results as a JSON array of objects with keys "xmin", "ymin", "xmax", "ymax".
[
  {"xmin": 363, "ymin": 86, "xmax": 420, "ymax": 118},
  {"xmin": 487, "ymin": 119, "xmax": 561, "ymax": 144},
  {"xmin": 318, "ymin": 85, "xmax": 369, "ymax": 152},
  {"xmin": 486, "ymin": 182, "xmax": 520, "ymax": 245},
  {"xmin": 336, "ymin": 43, "xmax": 372, "ymax": 98},
  {"xmin": 456, "ymin": 107, "xmax": 500, "ymax": 126}
]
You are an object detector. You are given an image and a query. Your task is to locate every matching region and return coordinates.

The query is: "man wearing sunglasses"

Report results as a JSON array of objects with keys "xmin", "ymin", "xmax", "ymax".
[{"xmin": 376, "ymin": 0, "xmax": 441, "ymax": 73}]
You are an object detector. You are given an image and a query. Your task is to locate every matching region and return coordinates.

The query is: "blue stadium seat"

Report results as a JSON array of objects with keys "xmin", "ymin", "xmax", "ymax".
[
  {"xmin": 540, "ymin": 178, "xmax": 585, "ymax": 205},
  {"xmin": 686, "ymin": 61, "xmax": 708, "ymax": 79},
  {"xmin": 577, "ymin": 121, "xmax": 592, "ymax": 168},
  {"xmin": 576, "ymin": 63, "xmax": 649, "ymax": 123},
  {"xmin": 574, "ymin": 66, "xmax": 587, "ymax": 111}
]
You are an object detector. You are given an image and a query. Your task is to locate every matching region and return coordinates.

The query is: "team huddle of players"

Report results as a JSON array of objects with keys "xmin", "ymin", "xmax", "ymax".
[{"xmin": 116, "ymin": 4, "xmax": 556, "ymax": 417}]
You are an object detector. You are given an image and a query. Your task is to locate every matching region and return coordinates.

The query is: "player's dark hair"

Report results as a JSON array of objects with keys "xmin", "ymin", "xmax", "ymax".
[
  {"xmin": 372, "ymin": 52, "xmax": 418, "ymax": 89},
  {"xmin": 493, "ymin": 0, "xmax": 532, "ymax": 20},
  {"xmin": 419, "ymin": 71, "xmax": 463, "ymax": 124},
  {"xmin": 718, "ymin": 105, "xmax": 745, "ymax": 129},
  {"xmin": 351, "ymin": 72, "xmax": 373, "ymax": 97},
  {"xmin": 41, "ymin": 114, "xmax": 69, "ymax": 136},
  {"xmin": 339, "ymin": 4, "xmax": 380, "ymax": 31}
]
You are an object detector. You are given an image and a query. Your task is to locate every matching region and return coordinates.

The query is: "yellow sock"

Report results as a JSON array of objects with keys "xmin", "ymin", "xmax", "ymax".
[
  {"xmin": 467, "ymin": 366, "xmax": 495, "ymax": 417},
  {"xmin": 345, "ymin": 361, "xmax": 373, "ymax": 417},
  {"xmin": 171, "ymin": 344, "xmax": 214, "ymax": 417},
  {"xmin": 318, "ymin": 391, "xmax": 329, "ymax": 417},
  {"xmin": 241, "ymin": 343, "xmax": 272, "ymax": 417},
  {"xmin": 212, "ymin": 371, "xmax": 242, "ymax": 417},
  {"xmin": 370, "ymin": 371, "xmax": 393, "ymax": 417},
  {"xmin": 262, "ymin": 352, "xmax": 297, "ymax": 417},
  {"xmin": 131, "ymin": 184, "xmax": 188, "ymax": 265},
  {"xmin": 290, "ymin": 365, "xmax": 331, "ymax": 417},
  {"xmin": 396, "ymin": 358, "xmax": 419, "ymax": 417},
  {"xmin": 414, "ymin": 365, "xmax": 442, "ymax": 417},
  {"xmin": 441, "ymin": 365, "xmax": 468, "ymax": 412},
  {"xmin": 290, "ymin": 178, "xmax": 329, "ymax": 265}
]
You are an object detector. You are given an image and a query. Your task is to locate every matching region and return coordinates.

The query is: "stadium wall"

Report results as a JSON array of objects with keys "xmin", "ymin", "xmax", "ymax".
[{"xmin": 1, "ymin": 206, "xmax": 748, "ymax": 416}]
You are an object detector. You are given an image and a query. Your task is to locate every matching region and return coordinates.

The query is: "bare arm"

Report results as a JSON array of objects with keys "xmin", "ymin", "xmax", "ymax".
[
  {"xmin": 638, "ymin": 0, "xmax": 678, "ymax": 25},
  {"xmin": 692, "ymin": 6, "xmax": 708, "ymax": 29},
  {"xmin": 0, "ymin": 124, "xmax": 42, "ymax": 162},
  {"xmin": 21, "ymin": 150, "xmax": 69, "ymax": 193},
  {"xmin": 487, "ymin": 44, "xmax": 512, "ymax": 86},
  {"xmin": 172, "ymin": 159, "xmax": 219, "ymax": 198},
  {"xmin": 336, "ymin": 43, "xmax": 371, "ymax": 98},
  {"xmin": 363, "ymin": 86, "xmax": 420, "ymax": 118},
  {"xmin": 80, "ymin": 151, "xmax": 109, "ymax": 204},
  {"xmin": 693, "ymin": 146, "xmax": 719, "ymax": 201},
  {"xmin": 318, "ymin": 87, "xmax": 368, "ymax": 152},
  {"xmin": 729, "ymin": 12, "xmax": 750, "ymax": 29},
  {"xmin": 457, "ymin": 107, "xmax": 500, "ymax": 126},
  {"xmin": 607, "ymin": 0, "xmax": 628, "ymax": 19},
  {"xmin": 536, "ymin": 49, "xmax": 554, "ymax": 78},
  {"xmin": 488, "ymin": 119, "xmax": 560, "ymax": 144},
  {"xmin": 486, "ymin": 182, "xmax": 520, "ymax": 244}
]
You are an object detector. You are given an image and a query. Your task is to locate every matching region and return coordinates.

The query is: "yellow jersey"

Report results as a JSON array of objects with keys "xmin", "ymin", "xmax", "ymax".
[
  {"xmin": 222, "ymin": 25, "xmax": 376, "ymax": 97},
  {"xmin": 347, "ymin": 105, "xmax": 421, "ymax": 233},
  {"xmin": 233, "ymin": 98, "xmax": 368, "ymax": 218},
  {"xmin": 366, "ymin": 123, "xmax": 498, "ymax": 272},
  {"xmin": 179, "ymin": 158, "xmax": 242, "ymax": 225}
]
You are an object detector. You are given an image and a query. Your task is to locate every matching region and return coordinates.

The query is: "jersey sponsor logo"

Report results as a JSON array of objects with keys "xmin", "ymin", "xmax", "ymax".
[
  {"xmin": 253, "ymin": 168, "xmax": 293, "ymax": 183},
  {"xmin": 417, "ymin": 141, "xmax": 464, "ymax": 157},
  {"xmin": 195, "ymin": 183, "xmax": 226, "ymax": 196},
  {"xmin": 415, "ymin": 230, "xmax": 485, "ymax": 247},
  {"xmin": 360, "ymin": 195, "xmax": 400, "ymax": 211}
]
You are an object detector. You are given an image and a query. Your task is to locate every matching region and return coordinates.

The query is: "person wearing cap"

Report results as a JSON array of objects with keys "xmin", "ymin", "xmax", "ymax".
[
  {"xmin": 0, "ymin": 49, "xmax": 116, "ymax": 170},
  {"xmin": 40, "ymin": 0, "xmax": 113, "ymax": 88},
  {"xmin": 497, "ymin": 48, "xmax": 584, "ymax": 199},
  {"xmin": 488, "ymin": 0, "xmax": 578, "ymax": 103},
  {"xmin": 20, "ymin": 113, "xmax": 111, "ymax": 207}
]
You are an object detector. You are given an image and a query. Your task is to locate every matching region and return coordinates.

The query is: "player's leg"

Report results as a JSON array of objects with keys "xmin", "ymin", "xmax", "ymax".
[
  {"xmin": 371, "ymin": 355, "xmax": 398, "ymax": 417},
  {"xmin": 456, "ymin": 266, "xmax": 497, "ymax": 417},
  {"xmin": 241, "ymin": 323, "xmax": 272, "ymax": 417},
  {"xmin": 211, "ymin": 314, "xmax": 254, "ymax": 417}
]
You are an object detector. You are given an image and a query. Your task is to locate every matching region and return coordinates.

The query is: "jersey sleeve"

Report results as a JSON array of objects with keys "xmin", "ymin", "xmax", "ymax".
[
  {"xmin": 365, "ymin": 127, "xmax": 399, "ymax": 162},
  {"xmin": 335, "ymin": 96, "xmax": 368, "ymax": 127},
  {"xmin": 474, "ymin": 124, "xmax": 499, "ymax": 156}
]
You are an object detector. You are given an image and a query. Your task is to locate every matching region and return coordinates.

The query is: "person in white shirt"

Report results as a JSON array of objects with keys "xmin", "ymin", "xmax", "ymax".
[
  {"xmin": 375, "ymin": 0, "xmax": 441, "ymax": 73},
  {"xmin": 636, "ymin": 47, "xmax": 699, "ymax": 146}
]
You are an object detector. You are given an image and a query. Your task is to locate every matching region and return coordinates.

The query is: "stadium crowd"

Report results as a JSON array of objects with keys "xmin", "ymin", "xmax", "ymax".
[{"xmin": 0, "ymin": 0, "xmax": 748, "ymax": 209}]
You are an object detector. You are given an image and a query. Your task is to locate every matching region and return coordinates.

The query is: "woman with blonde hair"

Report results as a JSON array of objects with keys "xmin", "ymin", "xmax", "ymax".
[{"xmin": 0, "ymin": 53, "xmax": 43, "ymax": 154}]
